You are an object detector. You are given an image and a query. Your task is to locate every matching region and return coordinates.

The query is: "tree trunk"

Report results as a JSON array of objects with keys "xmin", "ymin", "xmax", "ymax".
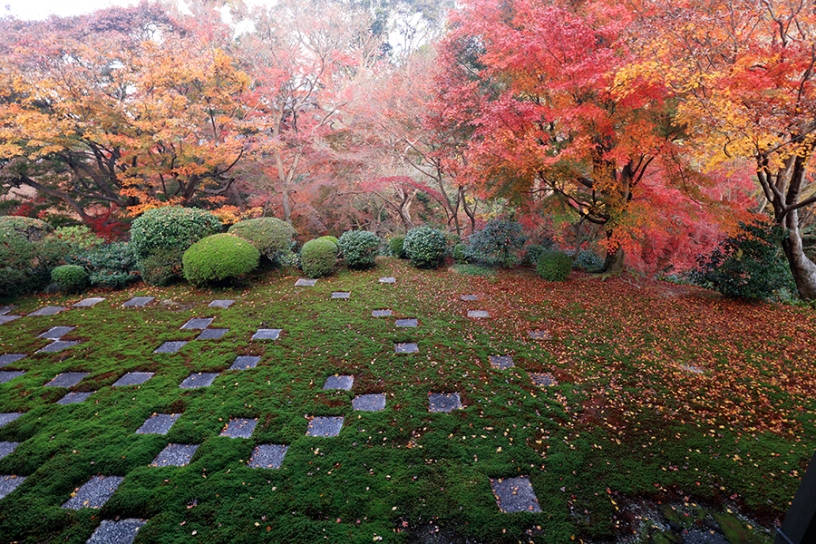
[
  {"xmin": 601, "ymin": 230, "xmax": 624, "ymax": 273},
  {"xmin": 781, "ymin": 207, "xmax": 816, "ymax": 300},
  {"xmin": 282, "ymin": 188, "xmax": 292, "ymax": 223}
]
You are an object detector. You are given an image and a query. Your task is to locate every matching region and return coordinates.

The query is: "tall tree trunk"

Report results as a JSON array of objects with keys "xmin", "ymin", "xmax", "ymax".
[
  {"xmin": 781, "ymin": 207, "xmax": 816, "ymax": 300},
  {"xmin": 282, "ymin": 188, "xmax": 293, "ymax": 223},
  {"xmin": 601, "ymin": 230, "xmax": 624, "ymax": 273}
]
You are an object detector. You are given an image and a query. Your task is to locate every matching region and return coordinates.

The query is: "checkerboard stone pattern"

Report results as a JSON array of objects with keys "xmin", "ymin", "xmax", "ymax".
[
  {"xmin": 154, "ymin": 341, "xmax": 187, "ymax": 354},
  {"xmin": 352, "ymin": 394, "xmax": 386, "ymax": 412},
  {"xmin": 372, "ymin": 309, "xmax": 392, "ymax": 317},
  {"xmin": 38, "ymin": 326, "xmax": 75, "ymax": 339},
  {"xmin": 252, "ymin": 329, "xmax": 281, "ymax": 340},
  {"xmin": 181, "ymin": 317, "xmax": 213, "ymax": 330},
  {"xmin": 0, "ymin": 413, "xmax": 23, "ymax": 427},
  {"xmin": 467, "ymin": 310, "xmax": 490, "ymax": 318},
  {"xmin": 0, "ymin": 315, "xmax": 20, "ymax": 325},
  {"xmin": 0, "ymin": 306, "xmax": 13, "ymax": 316},
  {"xmin": 58, "ymin": 391, "xmax": 94, "ymax": 405},
  {"xmin": 248, "ymin": 444, "xmax": 289, "ymax": 469},
  {"xmin": 429, "ymin": 393, "xmax": 462, "ymax": 413},
  {"xmin": 395, "ymin": 342, "xmax": 418, "ymax": 354},
  {"xmin": 489, "ymin": 356, "xmax": 514, "ymax": 370},
  {"xmin": 28, "ymin": 306, "xmax": 65, "ymax": 317},
  {"xmin": 150, "ymin": 444, "xmax": 198, "ymax": 467},
  {"xmin": 45, "ymin": 372, "xmax": 89, "ymax": 388},
  {"xmin": 530, "ymin": 373, "xmax": 557, "ymax": 387},
  {"xmin": 196, "ymin": 328, "xmax": 228, "ymax": 340},
  {"xmin": 229, "ymin": 356, "xmax": 260, "ymax": 370},
  {"xmin": 0, "ymin": 371, "xmax": 25, "ymax": 384},
  {"xmin": 323, "ymin": 375, "xmax": 353, "ymax": 391},
  {"xmin": 113, "ymin": 372, "xmax": 154, "ymax": 387},
  {"xmin": 490, "ymin": 477, "xmax": 542, "ymax": 513},
  {"xmin": 528, "ymin": 330, "xmax": 551, "ymax": 340},
  {"xmin": 306, "ymin": 416, "xmax": 344, "ymax": 437},
  {"xmin": 37, "ymin": 341, "xmax": 80, "ymax": 353},
  {"xmin": 0, "ymin": 442, "xmax": 19, "ymax": 460},
  {"xmin": 0, "ymin": 475, "xmax": 26, "ymax": 500},
  {"xmin": 179, "ymin": 372, "xmax": 219, "ymax": 389},
  {"xmin": 331, "ymin": 291, "xmax": 350, "ymax": 300},
  {"xmin": 395, "ymin": 318, "xmax": 418, "ymax": 328},
  {"xmin": 122, "ymin": 297, "xmax": 154, "ymax": 308},
  {"xmin": 136, "ymin": 414, "xmax": 181, "ymax": 435},
  {"xmin": 62, "ymin": 475, "xmax": 124, "ymax": 510},
  {"xmin": 209, "ymin": 299, "xmax": 235, "ymax": 308},
  {"xmin": 220, "ymin": 418, "xmax": 257, "ymax": 438},
  {"xmin": 460, "ymin": 294, "xmax": 478, "ymax": 301},
  {"xmin": 86, "ymin": 519, "xmax": 145, "ymax": 544},
  {"xmin": 73, "ymin": 297, "xmax": 105, "ymax": 308},
  {"xmin": 379, "ymin": 277, "xmax": 396, "ymax": 284},
  {"xmin": 0, "ymin": 354, "xmax": 25, "ymax": 368},
  {"xmin": 295, "ymin": 279, "xmax": 317, "ymax": 287}
]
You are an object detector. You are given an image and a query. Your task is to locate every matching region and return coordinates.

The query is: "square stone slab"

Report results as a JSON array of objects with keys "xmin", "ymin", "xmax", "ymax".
[
  {"xmin": 489, "ymin": 355, "xmax": 514, "ymax": 370},
  {"xmin": 229, "ymin": 356, "xmax": 260, "ymax": 370},
  {"xmin": 0, "ymin": 442, "xmax": 20, "ymax": 460},
  {"xmin": 122, "ymin": 296, "xmax": 154, "ymax": 308},
  {"xmin": 429, "ymin": 392, "xmax": 462, "ymax": 413},
  {"xmin": 113, "ymin": 372, "xmax": 154, "ymax": 387},
  {"xmin": 0, "ymin": 354, "xmax": 25, "ymax": 368},
  {"xmin": 372, "ymin": 309, "xmax": 392, "ymax": 317},
  {"xmin": 196, "ymin": 328, "xmax": 228, "ymax": 340},
  {"xmin": 0, "ymin": 413, "xmax": 23, "ymax": 427},
  {"xmin": 45, "ymin": 372, "xmax": 89, "ymax": 388},
  {"xmin": 209, "ymin": 299, "xmax": 235, "ymax": 308},
  {"xmin": 679, "ymin": 364, "xmax": 704, "ymax": 374},
  {"xmin": 0, "ymin": 315, "xmax": 21, "ymax": 325},
  {"xmin": 62, "ymin": 475, "xmax": 124, "ymax": 510},
  {"xmin": 490, "ymin": 477, "xmax": 542, "ymax": 513},
  {"xmin": 530, "ymin": 373, "xmax": 557, "ymax": 387},
  {"xmin": 252, "ymin": 329, "xmax": 281, "ymax": 340},
  {"xmin": 331, "ymin": 291, "xmax": 350, "ymax": 300},
  {"xmin": 73, "ymin": 297, "xmax": 105, "ymax": 308},
  {"xmin": 220, "ymin": 418, "xmax": 257, "ymax": 438},
  {"xmin": 323, "ymin": 375, "xmax": 354, "ymax": 391},
  {"xmin": 395, "ymin": 318, "xmax": 418, "ymax": 328},
  {"xmin": 181, "ymin": 317, "xmax": 214, "ymax": 330},
  {"xmin": 28, "ymin": 306, "xmax": 66, "ymax": 317},
  {"xmin": 467, "ymin": 310, "xmax": 490, "ymax": 318},
  {"xmin": 248, "ymin": 444, "xmax": 289, "ymax": 469},
  {"xmin": 38, "ymin": 326, "xmax": 76, "ymax": 340},
  {"xmin": 352, "ymin": 393, "xmax": 386, "ymax": 412},
  {"xmin": 0, "ymin": 475, "xmax": 27, "ymax": 500},
  {"xmin": 0, "ymin": 371, "xmax": 25, "ymax": 384},
  {"xmin": 136, "ymin": 413, "xmax": 180, "ymax": 435},
  {"xmin": 295, "ymin": 279, "xmax": 317, "ymax": 287},
  {"xmin": 154, "ymin": 341, "xmax": 187, "ymax": 354},
  {"xmin": 378, "ymin": 277, "xmax": 396, "ymax": 284},
  {"xmin": 306, "ymin": 416, "xmax": 344, "ymax": 437},
  {"xmin": 460, "ymin": 294, "xmax": 478, "ymax": 301},
  {"xmin": 57, "ymin": 391, "xmax": 94, "ymax": 405},
  {"xmin": 395, "ymin": 342, "xmax": 418, "ymax": 354},
  {"xmin": 87, "ymin": 519, "xmax": 145, "ymax": 544},
  {"xmin": 0, "ymin": 306, "xmax": 13, "ymax": 316},
  {"xmin": 179, "ymin": 372, "xmax": 220, "ymax": 389},
  {"xmin": 37, "ymin": 341, "xmax": 80, "ymax": 353},
  {"xmin": 150, "ymin": 443, "xmax": 198, "ymax": 467},
  {"xmin": 528, "ymin": 330, "xmax": 551, "ymax": 340}
]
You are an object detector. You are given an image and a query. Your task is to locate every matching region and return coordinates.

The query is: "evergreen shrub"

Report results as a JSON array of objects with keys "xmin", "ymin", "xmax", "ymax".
[
  {"xmin": 51, "ymin": 265, "xmax": 88, "ymax": 293},
  {"xmin": 182, "ymin": 234, "xmax": 260, "ymax": 286},
  {"xmin": 389, "ymin": 236, "xmax": 406, "ymax": 258},
  {"xmin": 466, "ymin": 219, "xmax": 526, "ymax": 267},
  {"xmin": 228, "ymin": 217, "xmax": 296, "ymax": 265},
  {"xmin": 404, "ymin": 226, "xmax": 446, "ymax": 269},
  {"xmin": 301, "ymin": 239, "xmax": 338, "ymax": 278},
  {"xmin": 537, "ymin": 250, "xmax": 572, "ymax": 281},
  {"xmin": 338, "ymin": 230, "xmax": 381, "ymax": 269}
]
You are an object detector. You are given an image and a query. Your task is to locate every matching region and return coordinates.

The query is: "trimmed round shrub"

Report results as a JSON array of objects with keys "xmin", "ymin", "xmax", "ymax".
[
  {"xmin": 70, "ymin": 242, "xmax": 139, "ymax": 289},
  {"xmin": 317, "ymin": 235, "xmax": 339, "ymax": 247},
  {"xmin": 466, "ymin": 219, "xmax": 526, "ymax": 267},
  {"xmin": 46, "ymin": 225, "xmax": 103, "ymax": 252},
  {"xmin": 453, "ymin": 243, "xmax": 470, "ymax": 264},
  {"xmin": 0, "ymin": 216, "xmax": 53, "ymax": 241},
  {"xmin": 228, "ymin": 217, "xmax": 296, "ymax": 265},
  {"xmin": 139, "ymin": 248, "xmax": 183, "ymax": 287},
  {"xmin": 572, "ymin": 249, "xmax": 604, "ymax": 272},
  {"xmin": 0, "ymin": 220, "xmax": 67, "ymax": 298},
  {"xmin": 389, "ymin": 236, "xmax": 406, "ymax": 258},
  {"xmin": 51, "ymin": 265, "xmax": 88, "ymax": 293},
  {"xmin": 404, "ymin": 226, "xmax": 447, "ymax": 269},
  {"xmin": 301, "ymin": 238, "xmax": 338, "ymax": 278},
  {"xmin": 523, "ymin": 244, "xmax": 547, "ymax": 267},
  {"xmin": 537, "ymin": 250, "xmax": 572, "ymax": 281},
  {"xmin": 338, "ymin": 230, "xmax": 381, "ymax": 269},
  {"xmin": 182, "ymin": 234, "xmax": 260, "ymax": 286},
  {"xmin": 130, "ymin": 206, "xmax": 222, "ymax": 259}
]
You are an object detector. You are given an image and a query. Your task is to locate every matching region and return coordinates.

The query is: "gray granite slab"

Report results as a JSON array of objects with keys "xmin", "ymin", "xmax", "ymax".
[
  {"xmin": 45, "ymin": 372, "xmax": 89, "ymax": 388},
  {"xmin": 229, "ymin": 356, "xmax": 260, "ymax": 370},
  {"xmin": 295, "ymin": 279, "xmax": 317, "ymax": 287},
  {"xmin": 150, "ymin": 444, "xmax": 198, "ymax": 467},
  {"xmin": 429, "ymin": 392, "xmax": 462, "ymax": 413},
  {"xmin": 220, "ymin": 418, "xmax": 257, "ymax": 438},
  {"xmin": 378, "ymin": 277, "xmax": 396, "ymax": 284},
  {"xmin": 179, "ymin": 372, "xmax": 219, "ymax": 389},
  {"xmin": 0, "ymin": 413, "xmax": 23, "ymax": 427},
  {"xmin": 122, "ymin": 297, "xmax": 154, "ymax": 308},
  {"xmin": 489, "ymin": 356, "xmax": 514, "ymax": 370},
  {"xmin": 0, "ymin": 354, "xmax": 25, "ymax": 368},
  {"xmin": 395, "ymin": 342, "xmax": 418, "ymax": 354},
  {"xmin": 0, "ymin": 315, "xmax": 21, "ymax": 325},
  {"xmin": 528, "ymin": 330, "xmax": 551, "ymax": 340},
  {"xmin": 679, "ymin": 364, "xmax": 704, "ymax": 374},
  {"xmin": 181, "ymin": 317, "xmax": 214, "ymax": 330},
  {"xmin": 306, "ymin": 416, "xmax": 344, "ymax": 437},
  {"xmin": 57, "ymin": 391, "xmax": 94, "ymax": 405},
  {"xmin": 0, "ymin": 371, "xmax": 25, "ymax": 384},
  {"xmin": 530, "ymin": 373, "xmax": 557, "ymax": 387},
  {"xmin": 154, "ymin": 341, "xmax": 187, "ymax": 354},
  {"xmin": 28, "ymin": 306, "xmax": 66, "ymax": 317},
  {"xmin": 323, "ymin": 375, "xmax": 354, "ymax": 391},
  {"xmin": 460, "ymin": 294, "xmax": 478, "ymax": 301},
  {"xmin": 73, "ymin": 297, "xmax": 105, "ymax": 308},
  {"xmin": 0, "ymin": 475, "xmax": 26, "ymax": 500},
  {"xmin": 331, "ymin": 291, "xmax": 350, "ymax": 300},
  {"xmin": 37, "ymin": 341, "xmax": 80, "ymax": 353},
  {"xmin": 248, "ymin": 444, "xmax": 288, "ymax": 469},
  {"xmin": 490, "ymin": 477, "xmax": 542, "ymax": 513},
  {"xmin": 196, "ymin": 328, "xmax": 228, "ymax": 340},
  {"xmin": 38, "ymin": 326, "xmax": 76, "ymax": 340},
  {"xmin": 395, "ymin": 318, "xmax": 418, "ymax": 328},
  {"xmin": 352, "ymin": 393, "xmax": 386, "ymax": 412},
  {"xmin": 372, "ymin": 309, "xmax": 392, "ymax": 317},
  {"xmin": 0, "ymin": 442, "xmax": 20, "ymax": 460},
  {"xmin": 112, "ymin": 372, "xmax": 154, "ymax": 387},
  {"xmin": 62, "ymin": 475, "xmax": 124, "ymax": 510},
  {"xmin": 209, "ymin": 299, "xmax": 235, "ymax": 308},
  {"xmin": 87, "ymin": 519, "xmax": 145, "ymax": 544},
  {"xmin": 467, "ymin": 310, "xmax": 490, "ymax": 318},
  {"xmin": 0, "ymin": 306, "xmax": 13, "ymax": 316},
  {"xmin": 136, "ymin": 413, "xmax": 180, "ymax": 435},
  {"xmin": 252, "ymin": 329, "xmax": 281, "ymax": 340}
]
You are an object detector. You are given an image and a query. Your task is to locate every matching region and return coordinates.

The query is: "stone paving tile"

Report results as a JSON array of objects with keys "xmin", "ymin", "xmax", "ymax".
[
  {"xmin": 62, "ymin": 475, "xmax": 124, "ymax": 510},
  {"xmin": 57, "ymin": 391, "xmax": 94, "ymax": 405},
  {"xmin": 0, "ymin": 475, "xmax": 26, "ymax": 500},
  {"xmin": 395, "ymin": 318, "xmax": 418, "ymax": 328},
  {"xmin": 122, "ymin": 297, "xmax": 154, "ymax": 308},
  {"xmin": 220, "ymin": 418, "xmax": 257, "ymax": 438},
  {"xmin": 86, "ymin": 519, "xmax": 146, "ymax": 544},
  {"xmin": 248, "ymin": 444, "xmax": 289, "ymax": 469},
  {"xmin": 0, "ymin": 413, "xmax": 23, "ymax": 427},
  {"xmin": 136, "ymin": 413, "xmax": 180, "ymax": 435},
  {"xmin": 295, "ymin": 279, "xmax": 317, "ymax": 287},
  {"xmin": 0, "ymin": 442, "xmax": 20, "ymax": 460},
  {"xmin": 428, "ymin": 392, "xmax": 462, "ymax": 413},
  {"xmin": 0, "ymin": 371, "xmax": 25, "ymax": 384},
  {"xmin": 45, "ymin": 372, "xmax": 89, "ymax": 388},
  {"xmin": 331, "ymin": 291, "xmax": 350, "ymax": 300},
  {"xmin": 0, "ymin": 315, "xmax": 21, "ymax": 325},
  {"xmin": 489, "ymin": 355, "xmax": 514, "ymax": 370},
  {"xmin": 306, "ymin": 416, "xmax": 344, "ymax": 437},
  {"xmin": 323, "ymin": 375, "xmax": 353, "ymax": 391},
  {"xmin": 180, "ymin": 317, "xmax": 214, "ymax": 330},
  {"xmin": 394, "ymin": 342, "xmax": 418, "ymax": 354},
  {"xmin": 196, "ymin": 328, "xmax": 228, "ymax": 340},
  {"xmin": 490, "ymin": 477, "xmax": 542, "ymax": 513},
  {"xmin": 38, "ymin": 326, "xmax": 76, "ymax": 340},
  {"xmin": 150, "ymin": 444, "xmax": 199, "ymax": 467},
  {"xmin": 154, "ymin": 341, "xmax": 187, "ymax": 354},
  {"xmin": 209, "ymin": 299, "xmax": 235, "ymax": 308},
  {"xmin": 528, "ymin": 330, "xmax": 551, "ymax": 340},
  {"xmin": 530, "ymin": 373, "xmax": 557, "ymax": 387},
  {"xmin": 378, "ymin": 277, "xmax": 396, "ymax": 284},
  {"xmin": 467, "ymin": 310, "xmax": 490, "ymax": 318},
  {"xmin": 352, "ymin": 393, "xmax": 386, "ymax": 412},
  {"xmin": 679, "ymin": 364, "xmax": 704, "ymax": 374},
  {"xmin": 179, "ymin": 372, "xmax": 220, "ymax": 389},
  {"xmin": 460, "ymin": 294, "xmax": 478, "ymax": 301},
  {"xmin": 372, "ymin": 309, "xmax": 392, "ymax": 317},
  {"xmin": 229, "ymin": 356, "xmax": 260, "ymax": 370},
  {"xmin": 28, "ymin": 306, "xmax": 66, "ymax": 317},
  {"xmin": 0, "ymin": 306, "xmax": 13, "ymax": 316},
  {"xmin": 37, "ymin": 341, "xmax": 80, "ymax": 353},
  {"xmin": 0, "ymin": 354, "xmax": 25, "ymax": 368},
  {"xmin": 73, "ymin": 297, "xmax": 105, "ymax": 308},
  {"xmin": 112, "ymin": 372, "xmax": 154, "ymax": 387},
  {"xmin": 252, "ymin": 329, "xmax": 281, "ymax": 340}
]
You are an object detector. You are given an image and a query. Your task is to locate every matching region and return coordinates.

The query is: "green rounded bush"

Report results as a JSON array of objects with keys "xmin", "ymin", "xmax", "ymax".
[
  {"xmin": 70, "ymin": 242, "xmax": 139, "ymax": 289},
  {"xmin": 139, "ymin": 248, "xmax": 183, "ymax": 287},
  {"xmin": 228, "ymin": 217, "xmax": 296, "ymax": 265},
  {"xmin": 404, "ymin": 226, "xmax": 447, "ymax": 269},
  {"xmin": 0, "ymin": 216, "xmax": 53, "ymax": 241},
  {"xmin": 338, "ymin": 230, "xmax": 381, "ymax": 269},
  {"xmin": 182, "ymin": 234, "xmax": 260, "ymax": 286},
  {"xmin": 130, "ymin": 206, "xmax": 222, "ymax": 259},
  {"xmin": 51, "ymin": 265, "xmax": 88, "ymax": 293},
  {"xmin": 466, "ymin": 219, "xmax": 526, "ymax": 267},
  {"xmin": 388, "ymin": 236, "xmax": 406, "ymax": 258},
  {"xmin": 537, "ymin": 250, "xmax": 572, "ymax": 281},
  {"xmin": 453, "ymin": 243, "xmax": 470, "ymax": 264},
  {"xmin": 317, "ymin": 235, "xmax": 339, "ymax": 247},
  {"xmin": 46, "ymin": 225, "xmax": 103, "ymax": 252},
  {"xmin": 0, "ymin": 219, "xmax": 67, "ymax": 298},
  {"xmin": 301, "ymin": 239, "xmax": 338, "ymax": 278}
]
